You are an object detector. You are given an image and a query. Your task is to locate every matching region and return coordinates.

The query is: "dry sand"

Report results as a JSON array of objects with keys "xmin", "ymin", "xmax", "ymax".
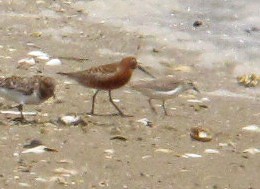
[{"xmin": 0, "ymin": 1, "xmax": 259, "ymax": 189}]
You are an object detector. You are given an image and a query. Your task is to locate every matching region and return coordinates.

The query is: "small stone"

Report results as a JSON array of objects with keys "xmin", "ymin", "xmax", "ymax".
[{"xmin": 193, "ymin": 20, "xmax": 203, "ymax": 27}]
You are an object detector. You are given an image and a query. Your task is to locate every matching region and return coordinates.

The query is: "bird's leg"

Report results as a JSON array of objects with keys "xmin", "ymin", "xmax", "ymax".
[
  {"xmin": 148, "ymin": 99, "xmax": 157, "ymax": 114},
  {"xmin": 14, "ymin": 104, "xmax": 25, "ymax": 121},
  {"xmin": 162, "ymin": 100, "xmax": 169, "ymax": 116},
  {"xmin": 108, "ymin": 90, "xmax": 126, "ymax": 117},
  {"xmin": 89, "ymin": 90, "xmax": 99, "ymax": 115}
]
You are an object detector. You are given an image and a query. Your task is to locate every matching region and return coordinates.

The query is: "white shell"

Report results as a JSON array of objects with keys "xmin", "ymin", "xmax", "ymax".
[
  {"xmin": 243, "ymin": 148, "xmax": 260, "ymax": 155},
  {"xmin": 182, "ymin": 153, "xmax": 202, "ymax": 158},
  {"xmin": 59, "ymin": 115, "xmax": 81, "ymax": 125},
  {"xmin": 28, "ymin": 50, "xmax": 49, "ymax": 60},
  {"xmin": 155, "ymin": 148, "xmax": 173, "ymax": 153},
  {"xmin": 53, "ymin": 168, "xmax": 78, "ymax": 176},
  {"xmin": 22, "ymin": 145, "xmax": 47, "ymax": 154},
  {"xmin": 204, "ymin": 149, "xmax": 220, "ymax": 154},
  {"xmin": 112, "ymin": 99, "xmax": 120, "ymax": 102},
  {"xmin": 187, "ymin": 99, "xmax": 203, "ymax": 103},
  {"xmin": 18, "ymin": 57, "xmax": 36, "ymax": 65},
  {"xmin": 242, "ymin": 125, "xmax": 260, "ymax": 133},
  {"xmin": 104, "ymin": 149, "xmax": 115, "ymax": 154},
  {"xmin": 137, "ymin": 118, "xmax": 150, "ymax": 125},
  {"xmin": 35, "ymin": 177, "xmax": 48, "ymax": 183},
  {"xmin": 45, "ymin": 58, "xmax": 62, "ymax": 66}
]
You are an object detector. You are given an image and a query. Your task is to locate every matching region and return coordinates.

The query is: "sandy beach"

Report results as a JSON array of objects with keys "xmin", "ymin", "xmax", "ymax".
[{"xmin": 0, "ymin": 1, "xmax": 259, "ymax": 189}]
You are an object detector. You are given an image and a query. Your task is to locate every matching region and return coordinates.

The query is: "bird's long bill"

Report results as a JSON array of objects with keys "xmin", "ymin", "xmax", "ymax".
[
  {"xmin": 193, "ymin": 86, "xmax": 200, "ymax": 93},
  {"xmin": 137, "ymin": 65, "xmax": 156, "ymax": 78}
]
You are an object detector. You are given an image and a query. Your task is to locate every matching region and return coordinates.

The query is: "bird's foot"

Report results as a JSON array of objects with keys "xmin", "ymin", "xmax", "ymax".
[{"xmin": 12, "ymin": 116, "xmax": 27, "ymax": 123}]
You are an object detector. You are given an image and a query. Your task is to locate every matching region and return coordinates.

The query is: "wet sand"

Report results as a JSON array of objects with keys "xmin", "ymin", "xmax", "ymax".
[{"xmin": 0, "ymin": 1, "xmax": 259, "ymax": 189}]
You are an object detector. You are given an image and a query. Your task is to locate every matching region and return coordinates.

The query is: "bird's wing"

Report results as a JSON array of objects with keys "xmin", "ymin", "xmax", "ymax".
[
  {"xmin": 0, "ymin": 76, "xmax": 38, "ymax": 95},
  {"xmin": 67, "ymin": 62, "xmax": 120, "ymax": 82}
]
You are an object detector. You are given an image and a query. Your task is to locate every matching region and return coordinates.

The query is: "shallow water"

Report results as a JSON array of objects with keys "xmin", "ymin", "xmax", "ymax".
[{"xmin": 74, "ymin": 0, "xmax": 260, "ymax": 75}]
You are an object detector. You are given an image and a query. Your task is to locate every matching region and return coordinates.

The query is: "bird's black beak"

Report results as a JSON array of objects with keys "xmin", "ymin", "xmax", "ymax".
[
  {"xmin": 137, "ymin": 65, "xmax": 156, "ymax": 78},
  {"xmin": 193, "ymin": 86, "xmax": 200, "ymax": 93}
]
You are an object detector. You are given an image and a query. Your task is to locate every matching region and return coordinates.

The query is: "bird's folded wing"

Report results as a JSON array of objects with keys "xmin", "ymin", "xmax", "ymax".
[
  {"xmin": 70, "ymin": 63, "xmax": 119, "ymax": 81},
  {"xmin": 133, "ymin": 79, "xmax": 181, "ymax": 92},
  {"xmin": 0, "ymin": 76, "xmax": 36, "ymax": 95}
]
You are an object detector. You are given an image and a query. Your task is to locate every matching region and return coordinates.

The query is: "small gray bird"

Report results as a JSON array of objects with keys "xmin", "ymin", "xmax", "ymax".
[{"xmin": 131, "ymin": 77, "xmax": 200, "ymax": 115}]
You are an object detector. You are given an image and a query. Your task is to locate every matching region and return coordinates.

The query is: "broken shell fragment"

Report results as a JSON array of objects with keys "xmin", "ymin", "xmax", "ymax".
[
  {"xmin": 18, "ymin": 57, "xmax": 36, "ymax": 66},
  {"xmin": 53, "ymin": 168, "xmax": 78, "ymax": 176},
  {"xmin": 173, "ymin": 65, "xmax": 192, "ymax": 72},
  {"xmin": 155, "ymin": 148, "xmax": 173, "ymax": 153},
  {"xmin": 22, "ymin": 145, "xmax": 58, "ymax": 154},
  {"xmin": 243, "ymin": 148, "xmax": 260, "ymax": 155},
  {"xmin": 204, "ymin": 149, "xmax": 220, "ymax": 154},
  {"xmin": 17, "ymin": 57, "xmax": 36, "ymax": 69},
  {"xmin": 190, "ymin": 127, "xmax": 212, "ymax": 142},
  {"xmin": 182, "ymin": 153, "xmax": 202, "ymax": 158},
  {"xmin": 242, "ymin": 125, "xmax": 260, "ymax": 133},
  {"xmin": 28, "ymin": 50, "xmax": 49, "ymax": 60},
  {"xmin": 137, "ymin": 118, "xmax": 153, "ymax": 127},
  {"xmin": 110, "ymin": 135, "xmax": 128, "ymax": 141}
]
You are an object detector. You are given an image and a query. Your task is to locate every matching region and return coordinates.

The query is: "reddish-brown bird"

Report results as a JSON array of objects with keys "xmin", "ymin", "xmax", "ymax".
[{"xmin": 58, "ymin": 56, "xmax": 154, "ymax": 116}]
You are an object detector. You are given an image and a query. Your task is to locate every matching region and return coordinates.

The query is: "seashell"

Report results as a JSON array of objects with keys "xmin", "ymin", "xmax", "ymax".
[
  {"xmin": 242, "ymin": 125, "xmax": 260, "ymax": 133},
  {"xmin": 182, "ymin": 153, "xmax": 202, "ymax": 158},
  {"xmin": 187, "ymin": 99, "xmax": 203, "ymax": 103},
  {"xmin": 45, "ymin": 58, "xmax": 62, "ymax": 66},
  {"xmin": 8, "ymin": 48, "xmax": 16, "ymax": 52},
  {"xmin": 104, "ymin": 149, "xmax": 115, "ymax": 154},
  {"xmin": 112, "ymin": 99, "xmax": 120, "ymax": 102},
  {"xmin": 35, "ymin": 177, "xmax": 48, "ymax": 183},
  {"xmin": 142, "ymin": 155, "xmax": 152, "ymax": 159},
  {"xmin": 155, "ymin": 148, "xmax": 173, "ymax": 153},
  {"xmin": 190, "ymin": 127, "xmax": 212, "ymax": 142},
  {"xmin": 18, "ymin": 57, "xmax": 36, "ymax": 65},
  {"xmin": 137, "ymin": 118, "xmax": 153, "ymax": 127},
  {"xmin": 53, "ymin": 168, "xmax": 78, "ymax": 176},
  {"xmin": 57, "ymin": 159, "xmax": 73, "ymax": 164},
  {"xmin": 243, "ymin": 148, "xmax": 260, "ymax": 155},
  {"xmin": 204, "ymin": 149, "xmax": 220, "ymax": 154},
  {"xmin": 218, "ymin": 143, "xmax": 228, "ymax": 147},
  {"xmin": 58, "ymin": 115, "xmax": 86, "ymax": 126},
  {"xmin": 187, "ymin": 97, "xmax": 210, "ymax": 103},
  {"xmin": 28, "ymin": 50, "xmax": 49, "ymax": 60},
  {"xmin": 18, "ymin": 183, "xmax": 31, "ymax": 187},
  {"xmin": 22, "ymin": 145, "xmax": 58, "ymax": 154}
]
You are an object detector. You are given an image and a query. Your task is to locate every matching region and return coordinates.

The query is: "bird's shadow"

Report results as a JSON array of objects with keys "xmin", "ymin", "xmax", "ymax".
[
  {"xmin": 10, "ymin": 117, "xmax": 38, "ymax": 125},
  {"xmin": 84, "ymin": 112, "xmax": 133, "ymax": 118}
]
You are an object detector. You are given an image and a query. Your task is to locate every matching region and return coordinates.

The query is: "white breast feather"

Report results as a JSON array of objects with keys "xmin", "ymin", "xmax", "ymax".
[{"xmin": 0, "ymin": 88, "xmax": 41, "ymax": 105}]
